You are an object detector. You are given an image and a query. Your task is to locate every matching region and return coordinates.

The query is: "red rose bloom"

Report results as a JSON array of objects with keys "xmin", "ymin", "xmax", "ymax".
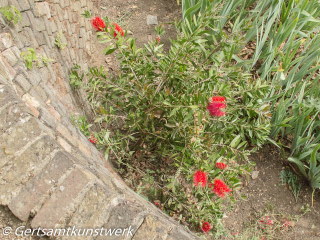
[
  {"xmin": 207, "ymin": 96, "xmax": 226, "ymax": 117},
  {"xmin": 92, "ymin": 16, "xmax": 106, "ymax": 31},
  {"xmin": 112, "ymin": 23, "xmax": 124, "ymax": 38},
  {"xmin": 212, "ymin": 179, "xmax": 232, "ymax": 197},
  {"xmin": 216, "ymin": 162, "xmax": 227, "ymax": 170},
  {"xmin": 193, "ymin": 170, "xmax": 207, "ymax": 187},
  {"xmin": 201, "ymin": 222, "xmax": 212, "ymax": 233}
]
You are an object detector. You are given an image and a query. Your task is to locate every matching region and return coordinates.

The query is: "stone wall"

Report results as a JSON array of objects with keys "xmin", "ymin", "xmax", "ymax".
[{"xmin": 0, "ymin": 0, "xmax": 199, "ymax": 239}]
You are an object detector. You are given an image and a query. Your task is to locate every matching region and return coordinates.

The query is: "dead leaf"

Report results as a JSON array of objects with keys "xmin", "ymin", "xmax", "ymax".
[{"xmin": 288, "ymin": 221, "xmax": 295, "ymax": 227}]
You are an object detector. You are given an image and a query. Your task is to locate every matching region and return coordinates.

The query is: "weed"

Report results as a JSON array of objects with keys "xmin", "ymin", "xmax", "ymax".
[
  {"xmin": 69, "ymin": 64, "xmax": 84, "ymax": 89},
  {"xmin": 81, "ymin": 10, "xmax": 92, "ymax": 18},
  {"xmin": 300, "ymin": 203, "xmax": 311, "ymax": 215},
  {"xmin": 70, "ymin": 115, "xmax": 92, "ymax": 137},
  {"xmin": 20, "ymin": 48, "xmax": 53, "ymax": 69},
  {"xmin": 39, "ymin": 55, "xmax": 54, "ymax": 66},
  {"xmin": 280, "ymin": 169, "xmax": 301, "ymax": 202},
  {"xmin": 54, "ymin": 31, "xmax": 67, "ymax": 50},
  {"xmin": 0, "ymin": 5, "xmax": 21, "ymax": 25}
]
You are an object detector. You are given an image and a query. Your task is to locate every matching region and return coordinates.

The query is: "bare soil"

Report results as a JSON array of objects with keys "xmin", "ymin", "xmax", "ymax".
[
  {"xmin": 91, "ymin": 0, "xmax": 180, "ymax": 69},
  {"xmin": 223, "ymin": 145, "xmax": 320, "ymax": 240}
]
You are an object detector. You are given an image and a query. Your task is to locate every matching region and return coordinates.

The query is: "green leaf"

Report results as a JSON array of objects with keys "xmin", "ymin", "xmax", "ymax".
[
  {"xmin": 230, "ymin": 135, "xmax": 241, "ymax": 148},
  {"xmin": 288, "ymin": 157, "xmax": 308, "ymax": 178},
  {"xmin": 189, "ymin": 105, "xmax": 199, "ymax": 109},
  {"xmin": 310, "ymin": 144, "xmax": 320, "ymax": 173},
  {"xmin": 104, "ymin": 48, "xmax": 117, "ymax": 55}
]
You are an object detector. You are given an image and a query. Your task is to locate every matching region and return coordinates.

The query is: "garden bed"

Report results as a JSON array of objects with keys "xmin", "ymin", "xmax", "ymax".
[{"xmin": 82, "ymin": 0, "xmax": 320, "ymax": 239}]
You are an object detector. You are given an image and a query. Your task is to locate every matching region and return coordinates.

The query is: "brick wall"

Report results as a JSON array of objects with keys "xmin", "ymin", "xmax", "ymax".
[{"xmin": 0, "ymin": 0, "xmax": 99, "ymax": 158}]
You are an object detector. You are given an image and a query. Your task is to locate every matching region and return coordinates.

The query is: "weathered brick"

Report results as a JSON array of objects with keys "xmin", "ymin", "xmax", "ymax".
[
  {"xmin": 19, "ymin": 27, "xmax": 39, "ymax": 48},
  {"xmin": 66, "ymin": 21, "xmax": 72, "ymax": 36},
  {"xmin": 34, "ymin": 2, "xmax": 51, "ymax": 18},
  {"xmin": 0, "ymin": 33, "xmax": 13, "ymax": 51},
  {"xmin": 80, "ymin": 17, "xmax": 85, "ymax": 27},
  {"xmin": 79, "ymin": 37, "xmax": 85, "ymax": 49},
  {"xmin": 0, "ymin": 77, "xmax": 13, "ymax": 96},
  {"xmin": 22, "ymin": 92, "xmax": 40, "ymax": 109},
  {"xmin": 12, "ymin": 83, "xmax": 25, "ymax": 97},
  {"xmin": 31, "ymin": 168, "xmax": 93, "ymax": 228},
  {"xmin": 72, "ymin": 12, "xmax": 79, "ymax": 23},
  {"xmin": 27, "ymin": 68, "xmax": 42, "ymax": 85},
  {"xmin": 58, "ymin": 0, "xmax": 65, "ymax": 8},
  {"xmin": 79, "ymin": 27, "xmax": 86, "ymax": 40},
  {"xmin": 35, "ymin": 31, "xmax": 46, "ymax": 46},
  {"xmin": 0, "ymin": 0, "xmax": 8, "ymax": 8},
  {"xmin": 50, "ymin": 35, "xmax": 57, "ymax": 49},
  {"xmin": 132, "ymin": 215, "xmax": 170, "ymax": 240},
  {"xmin": 43, "ymin": 31, "xmax": 53, "ymax": 49},
  {"xmin": 76, "ymin": 140, "xmax": 92, "ymax": 158},
  {"xmin": 80, "ymin": 0, "xmax": 87, "ymax": 8},
  {"xmin": 96, "ymin": 201, "xmax": 145, "ymax": 240},
  {"xmin": 85, "ymin": 41, "xmax": 91, "ymax": 56},
  {"xmin": 60, "ymin": 47, "xmax": 71, "ymax": 63},
  {"xmin": 35, "ymin": 85, "xmax": 48, "ymax": 101},
  {"xmin": 0, "ymin": 117, "xmax": 43, "ymax": 170},
  {"xmin": 17, "ymin": 0, "xmax": 31, "ymax": 11},
  {"xmin": 55, "ymin": 4, "xmax": 64, "ymax": 22},
  {"xmin": 27, "ymin": 11, "xmax": 46, "ymax": 32},
  {"xmin": 0, "ymin": 55, "xmax": 16, "ymax": 81},
  {"xmin": 13, "ymin": 74, "xmax": 31, "ymax": 92},
  {"xmin": 63, "ymin": 8, "xmax": 68, "ymax": 20},
  {"xmin": 1, "ymin": 48, "xmax": 18, "ymax": 66},
  {"xmin": 87, "ymin": 0, "xmax": 93, "ymax": 10},
  {"xmin": 10, "ymin": 46, "xmax": 21, "ymax": 59},
  {"xmin": 166, "ymin": 228, "xmax": 198, "ymax": 240},
  {"xmin": 0, "ymin": 101, "xmax": 32, "ymax": 132},
  {"xmin": 68, "ymin": 184, "xmax": 114, "ymax": 228},
  {"xmin": 50, "ymin": 19, "xmax": 58, "ymax": 33},
  {"xmin": 9, "ymin": 0, "xmax": 21, "ymax": 11},
  {"xmin": 62, "ymin": 0, "xmax": 70, "ymax": 7},
  {"xmin": 78, "ymin": 48, "xmax": 84, "ymax": 61},
  {"xmin": 46, "ymin": 104, "xmax": 61, "ymax": 122},
  {"xmin": 85, "ymin": 18, "xmax": 91, "ymax": 30},
  {"xmin": 16, "ymin": 12, "xmax": 30, "ymax": 30},
  {"xmin": 9, "ymin": 151, "xmax": 74, "ymax": 221},
  {"xmin": 0, "ymin": 135, "xmax": 58, "ymax": 203},
  {"xmin": 44, "ymin": 62, "xmax": 56, "ymax": 80},
  {"xmin": 56, "ymin": 123, "xmax": 76, "ymax": 146},
  {"xmin": 38, "ymin": 66, "xmax": 52, "ymax": 84},
  {"xmin": 57, "ymin": 136, "xmax": 72, "ymax": 152},
  {"xmin": 43, "ymin": 17, "xmax": 52, "ymax": 35},
  {"xmin": 69, "ymin": 48, "xmax": 76, "ymax": 63},
  {"xmin": 72, "ymin": 1, "xmax": 81, "ymax": 12}
]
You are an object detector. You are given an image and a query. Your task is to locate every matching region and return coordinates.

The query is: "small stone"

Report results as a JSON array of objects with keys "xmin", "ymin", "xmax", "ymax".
[
  {"xmin": 252, "ymin": 171, "xmax": 259, "ymax": 179},
  {"xmin": 2, "ymin": 48, "xmax": 18, "ymax": 66},
  {"xmin": 0, "ymin": 33, "xmax": 13, "ymax": 51},
  {"xmin": 146, "ymin": 15, "xmax": 158, "ymax": 25},
  {"xmin": 34, "ymin": 2, "xmax": 51, "ymax": 18},
  {"xmin": 105, "ymin": 57, "xmax": 111, "ymax": 64}
]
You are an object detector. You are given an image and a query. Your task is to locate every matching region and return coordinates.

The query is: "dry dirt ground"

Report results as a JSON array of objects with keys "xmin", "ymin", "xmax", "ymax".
[
  {"xmin": 91, "ymin": 0, "xmax": 180, "ymax": 68},
  {"xmin": 223, "ymin": 145, "xmax": 320, "ymax": 240}
]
